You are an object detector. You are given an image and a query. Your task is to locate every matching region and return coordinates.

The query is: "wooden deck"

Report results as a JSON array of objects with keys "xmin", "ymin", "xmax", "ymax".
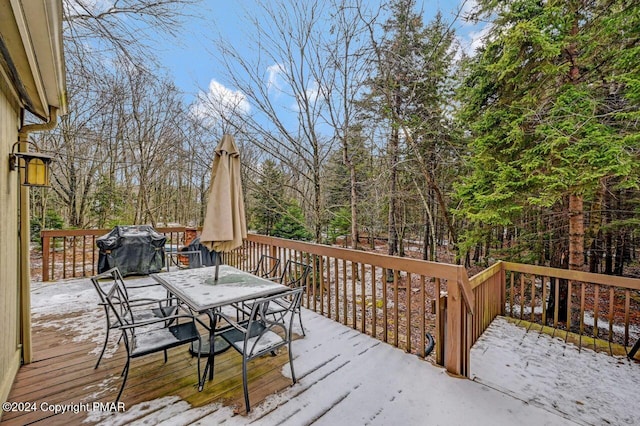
[
  {"xmin": 2, "ymin": 315, "xmax": 294, "ymax": 425},
  {"xmin": 1, "ymin": 277, "xmax": 582, "ymax": 425}
]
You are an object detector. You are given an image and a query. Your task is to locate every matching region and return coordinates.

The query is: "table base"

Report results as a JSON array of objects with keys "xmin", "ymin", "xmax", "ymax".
[{"xmin": 190, "ymin": 333, "xmax": 231, "ymax": 356}]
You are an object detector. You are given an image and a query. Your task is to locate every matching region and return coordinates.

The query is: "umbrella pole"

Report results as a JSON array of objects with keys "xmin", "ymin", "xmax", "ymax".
[{"xmin": 214, "ymin": 252, "xmax": 219, "ymax": 281}]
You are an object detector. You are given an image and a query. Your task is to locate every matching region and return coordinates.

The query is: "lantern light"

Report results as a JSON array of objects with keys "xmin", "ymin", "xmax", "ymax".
[{"xmin": 9, "ymin": 141, "xmax": 53, "ymax": 187}]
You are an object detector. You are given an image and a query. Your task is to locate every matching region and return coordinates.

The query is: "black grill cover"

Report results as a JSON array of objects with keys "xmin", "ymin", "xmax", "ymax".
[
  {"xmin": 187, "ymin": 237, "xmax": 220, "ymax": 267},
  {"xmin": 97, "ymin": 225, "xmax": 167, "ymax": 276}
]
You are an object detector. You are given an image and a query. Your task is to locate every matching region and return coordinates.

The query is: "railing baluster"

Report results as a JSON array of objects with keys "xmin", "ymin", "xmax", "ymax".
[
  {"xmin": 542, "ymin": 276, "xmax": 548, "ymax": 325},
  {"xmin": 325, "ymin": 256, "xmax": 332, "ymax": 318},
  {"xmin": 382, "ymin": 268, "xmax": 388, "ymax": 343},
  {"xmin": 553, "ymin": 280, "xmax": 560, "ymax": 328},
  {"xmin": 608, "ymin": 286, "xmax": 614, "ymax": 341},
  {"xmin": 580, "ymin": 283, "xmax": 586, "ymax": 340},
  {"xmin": 342, "ymin": 259, "xmax": 347, "ymax": 326},
  {"xmin": 530, "ymin": 274, "xmax": 536, "ymax": 322},
  {"xmin": 519, "ymin": 273, "xmax": 525, "ymax": 320},
  {"xmin": 509, "ymin": 272, "xmax": 514, "ymax": 318},
  {"xmin": 351, "ymin": 261, "xmax": 356, "ymax": 330},
  {"xmin": 333, "ymin": 257, "xmax": 340, "ymax": 322},
  {"xmin": 624, "ymin": 290, "xmax": 630, "ymax": 346},
  {"xmin": 419, "ymin": 275, "xmax": 425, "ymax": 358},
  {"xmin": 42, "ymin": 234, "xmax": 50, "ymax": 282},
  {"xmin": 594, "ymin": 284, "xmax": 600, "ymax": 338},
  {"xmin": 371, "ymin": 266, "xmax": 377, "ymax": 338},
  {"xmin": 566, "ymin": 281, "xmax": 572, "ymax": 341},
  {"xmin": 406, "ymin": 272, "xmax": 412, "ymax": 353},
  {"xmin": 435, "ymin": 277, "xmax": 443, "ymax": 365}
]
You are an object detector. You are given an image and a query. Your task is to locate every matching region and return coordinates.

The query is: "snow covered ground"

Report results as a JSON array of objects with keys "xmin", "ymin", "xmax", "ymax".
[
  {"xmin": 470, "ymin": 316, "xmax": 640, "ymax": 426},
  {"xmin": 27, "ymin": 276, "xmax": 640, "ymax": 425}
]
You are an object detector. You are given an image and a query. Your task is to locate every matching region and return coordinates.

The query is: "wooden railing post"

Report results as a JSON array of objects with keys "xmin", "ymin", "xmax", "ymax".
[
  {"xmin": 445, "ymin": 278, "xmax": 463, "ymax": 375},
  {"xmin": 41, "ymin": 233, "xmax": 50, "ymax": 282},
  {"xmin": 444, "ymin": 267, "xmax": 475, "ymax": 377},
  {"xmin": 436, "ymin": 292, "xmax": 446, "ymax": 366}
]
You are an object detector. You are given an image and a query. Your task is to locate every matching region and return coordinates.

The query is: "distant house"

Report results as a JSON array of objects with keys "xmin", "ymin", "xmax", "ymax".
[{"xmin": 0, "ymin": 0, "xmax": 67, "ymax": 407}]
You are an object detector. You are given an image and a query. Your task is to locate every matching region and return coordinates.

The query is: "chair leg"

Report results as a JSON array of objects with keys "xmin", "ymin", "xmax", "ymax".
[
  {"xmin": 288, "ymin": 339, "xmax": 296, "ymax": 384},
  {"xmin": 164, "ymin": 349, "xmax": 168, "ymax": 363},
  {"xmin": 196, "ymin": 337, "xmax": 202, "ymax": 389},
  {"xmin": 297, "ymin": 309, "xmax": 305, "ymax": 336},
  {"xmin": 116, "ymin": 359, "xmax": 130, "ymax": 403},
  {"xmin": 96, "ymin": 326, "xmax": 110, "ymax": 369},
  {"xmin": 629, "ymin": 338, "xmax": 640, "ymax": 359},
  {"xmin": 242, "ymin": 357, "xmax": 250, "ymax": 413}
]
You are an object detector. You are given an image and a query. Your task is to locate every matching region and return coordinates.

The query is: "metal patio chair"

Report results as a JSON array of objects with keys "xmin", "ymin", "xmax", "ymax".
[
  {"xmin": 273, "ymin": 260, "xmax": 311, "ymax": 336},
  {"xmin": 90, "ymin": 267, "xmax": 178, "ymax": 368},
  {"xmin": 250, "ymin": 254, "xmax": 281, "ymax": 279},
  {"xmin": 166, "ymin": 249, "xmax": 204, "ymax": 271},
  {"xmin": 102, "ymin": 274, "xmax": 204, "ymax": 403},
  {"xmin": 218, "ymin": 286, "xmax": 305, "ymax": 412},
  {"xmin": 242, "ymin": 259, "xmax": 310, "ymax": 335}
]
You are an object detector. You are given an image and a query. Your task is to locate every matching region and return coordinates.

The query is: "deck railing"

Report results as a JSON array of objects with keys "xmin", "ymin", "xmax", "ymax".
[
  {"xmin": 39, "ymin": 227, "xmax": 640, "ymax": 376},
  {"xmin": 39, "ymin": 228, "xmax": 475, "ymax": 376},
  {"xmin": 39, "ymin": 227, "xmax": 194, "ymax": 282},
  {"xmin": 229, "ymin": 234, "xmax": 475, "ymax": 375},
  {"xmin": 468, "ymin": 261, "xmax": 640, "ymax": 356}
]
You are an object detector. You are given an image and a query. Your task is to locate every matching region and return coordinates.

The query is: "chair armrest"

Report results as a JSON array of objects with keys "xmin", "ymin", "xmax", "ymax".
[
  {"xmin": 118, "ymin": 314, "xmax": 197, "ymax": 330},
  {"xmin": 125, "ymin": 282, "xmax": 164, "ymax": 290},
  {"xmin": 216, "ymin": 310, "xmax": 249, "ymax": 334},
  {"xmin": 229, "ymin": 302, "xmax": 253, "ymax": 317},
  {"xmin": 128, "ymin": 297, "xmax": 176, "ymax": 306}
]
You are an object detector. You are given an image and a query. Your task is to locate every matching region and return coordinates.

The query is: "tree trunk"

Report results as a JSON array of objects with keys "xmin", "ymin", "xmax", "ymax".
[
  {"xmin": 387, "ymin": 125, "xmax": 399, "ymax": 282},
  {"xmin": 568, "ymin": 194, "xmax": 584, "ymax": 271},
  {"xmin": 387, "ymin": 126, "xmax": 399, "ymax": 258},
  {"xmin": 546, "ymin": 201, "xmax": 570, "ymax": 323}
]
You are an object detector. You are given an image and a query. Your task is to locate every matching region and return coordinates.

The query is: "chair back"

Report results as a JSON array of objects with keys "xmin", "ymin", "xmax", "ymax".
[
  {"xmin": 102, "ymin": 273, "xmax": 136, "ymax": 325},
  {"xmin": 91, "ymin": 267, "xmax": 132, "ymax": 328},
  {"xmin": 281, "ymin": 260, "xmax": 311, "ymax": 288},
  {"xmin": 94, "ymin": 268, "xmax": 202, "ymax": 403},
  {"xmin": 251, "ymin": 254, "xmax": 281, "ymax": 279},
  {"xmin": 98, "ymin": 273, "xmax": 137, "ymax": 354},
  {"xmin": 243, "ymin": 287, "xmax": 305, "ymax": 357}
]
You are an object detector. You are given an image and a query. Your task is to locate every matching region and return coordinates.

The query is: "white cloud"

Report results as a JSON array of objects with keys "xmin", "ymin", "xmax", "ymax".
[
  {"xmin": 192, "ymin": 79, "xmax": 250, "ymax": 124},
  {"xmin": 453, "ymin": 0, "xmax": 492, "ymax": 57},
  {"xmin": 267, "ymin": 63, "xmax": 285, "ymax": 93},
  {"xmin": 466, "ymin": 23, "xmax": 492, "ymax": 55},
  {"xmin": 460, "ymin": 0, "xmax": 479, "ymax": 22}
]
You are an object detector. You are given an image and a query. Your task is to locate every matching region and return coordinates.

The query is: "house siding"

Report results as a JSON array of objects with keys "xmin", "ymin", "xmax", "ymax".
[{"xmin": 0, "ymin": 68, "xmax": 22, "ymax": 406}]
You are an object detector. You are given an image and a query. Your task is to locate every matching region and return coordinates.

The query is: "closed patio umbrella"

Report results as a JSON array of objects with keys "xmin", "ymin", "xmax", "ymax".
[{"xmin": 200, "ymin": 134, "xmax": 247, "ymax": 280}]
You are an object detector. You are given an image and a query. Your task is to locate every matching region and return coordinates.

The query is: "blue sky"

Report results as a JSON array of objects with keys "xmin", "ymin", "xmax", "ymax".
[{"xmin": 151, "ymin": 0, "xmax": 485, "ymax": 107}]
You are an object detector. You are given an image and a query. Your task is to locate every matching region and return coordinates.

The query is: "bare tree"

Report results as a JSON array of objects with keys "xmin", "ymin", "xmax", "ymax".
[
  {"xmin": 62, "ymin": 0, "xmax": 199, "ymax": 72},
  {"xmin": 38, "ymin": 0, "xmax": 205, "ymax": 228},
  {"xmin": 316, "ymin": 0, "xmax": 381, "ymax": 249},
  {"xmin": 209, "ymin": 0, "xmax": 335, "ymax": 242}
]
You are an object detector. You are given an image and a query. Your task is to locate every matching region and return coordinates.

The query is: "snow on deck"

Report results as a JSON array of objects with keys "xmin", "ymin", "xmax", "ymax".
[{"xmin": 28, "ymin": 276, "xmax": 640, "ymax": 425}]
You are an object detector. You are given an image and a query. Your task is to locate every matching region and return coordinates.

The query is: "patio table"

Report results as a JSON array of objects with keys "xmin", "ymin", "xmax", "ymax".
[{"xmin": 151, "ymin": 264, "xmax": 289, "ymax": 390}]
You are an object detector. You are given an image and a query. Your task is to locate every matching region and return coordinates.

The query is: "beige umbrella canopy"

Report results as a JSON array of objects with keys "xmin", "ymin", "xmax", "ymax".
[{"xmin": 200, "ymin": 134, "xmax": 247, "ymax": 278}]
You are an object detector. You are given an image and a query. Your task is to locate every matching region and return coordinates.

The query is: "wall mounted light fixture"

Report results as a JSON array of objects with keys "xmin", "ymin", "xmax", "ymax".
[{"xmin": 9, "ymin": 141, "xmax": 53, "ymax": 187}]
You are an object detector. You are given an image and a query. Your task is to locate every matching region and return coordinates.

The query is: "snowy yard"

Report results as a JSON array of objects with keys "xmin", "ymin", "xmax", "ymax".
[{"xmin": 471, "ymin": 316, "xmax": 640, "ymax": 426}]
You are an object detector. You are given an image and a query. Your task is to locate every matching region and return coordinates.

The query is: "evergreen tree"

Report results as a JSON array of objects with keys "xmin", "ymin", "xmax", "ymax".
[
  {"xmin": 363, "ymin": 0, "xmax": 461, "ymax": 262},
  {"xmin": 456, "ymin": 0, "xmax": 640, "ymax": 268},
  {"xmin": 248, "ymin": 159, "xmax": 286, "ymax": 235},
  {"xmin": 272, "ymin": 201, "xmax": 313, "ymax": 241}
]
